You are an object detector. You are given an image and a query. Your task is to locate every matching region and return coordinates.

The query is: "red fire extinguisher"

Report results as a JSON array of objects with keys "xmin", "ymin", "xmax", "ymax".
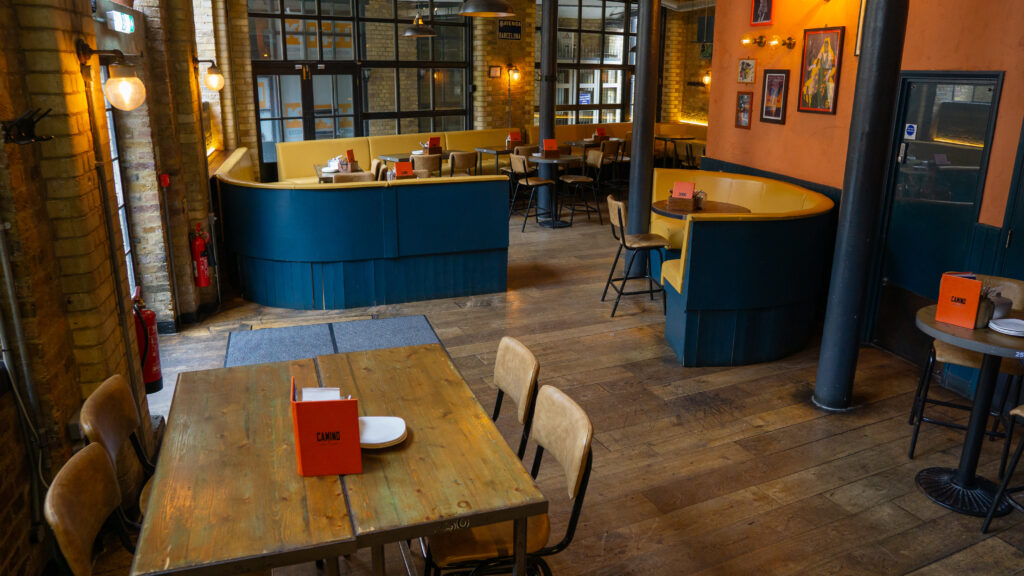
[
  {"xmin": 132, "ymin": 287, "xmax": 163, "ymax": 394},
  {"xmin": 190, "ymin": 222, "xmax": 211, "ymax": 287}
]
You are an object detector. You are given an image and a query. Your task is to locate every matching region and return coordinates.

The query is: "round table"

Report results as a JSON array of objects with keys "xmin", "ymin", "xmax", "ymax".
[
  {"xmin": 528, "ymin": 154, "xmax": 582, "ymax": 229},
  {"xmin": 914, "ymin": 304, "xmax": 1024, "ymax": 517},
  {"xmin": 651, "ymin": 199, "xmax": 751, "ymax": 219}
]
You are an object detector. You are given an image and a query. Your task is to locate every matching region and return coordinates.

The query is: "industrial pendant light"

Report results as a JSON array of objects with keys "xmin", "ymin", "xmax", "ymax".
[
  {"xmin": 402, "ymin": 12, "xmax": 437, "ymax": 37},
  {"xmin": 458, "ymin": 0, "xmax": 514, "ymax": 18},
  {"xmin": 104, "ymin": 64, "xmax": 147, "ymax": 111}
]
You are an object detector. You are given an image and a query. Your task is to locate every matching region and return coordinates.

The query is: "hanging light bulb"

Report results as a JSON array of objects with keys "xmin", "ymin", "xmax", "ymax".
[
  {"xmin": 402, "ymin": 12, "xmax": 437, "ymax": 37},
  {"xmin": 105, "ymin": 64, "xmax": 146, "ymax": 111},
  {"xmin": 204, "ymin": 62, "xmax": 225, "ymax": 91},
  {"xmin": 458, "ymin": 0, "xmax": 514, "ymax": 18},
  {"xmin": 510, "ymin": 65, "xmax": 520, "ymax": 81},
  {"xmin": 701, "ymin": 71, "xmax": 711, "ymax": 86}
]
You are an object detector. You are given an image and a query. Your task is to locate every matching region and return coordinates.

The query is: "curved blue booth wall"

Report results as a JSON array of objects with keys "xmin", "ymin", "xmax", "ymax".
[{"xmin": 220, "ymin": 180, "xmax": 509, "ymax": 309}]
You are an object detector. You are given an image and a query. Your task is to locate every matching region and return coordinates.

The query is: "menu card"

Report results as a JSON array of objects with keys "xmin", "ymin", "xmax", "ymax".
[
  {"xmin": 395, "ymin": 161, "xmax": 413, "ymax": 177},
  {"xmin": 346, "ymin": 149, "xmax": 355, "ymax": 163},
  {"xmin": 935, "ymin": 272, "xmax": 982, "ymax": 329},
  {"xmin": 290, "ymin": 377, "xmax": 361, "ymax": 476},
  {"xmin": 672, "ymin": 181, "xmax": 695, "ymax": 199},
  {"xmin": 595, "ymin": 127, "xmax": 607, "ymax": 137},
  {"xmin": 428, "ymin": 136, "xmax": 441, "ymax": 148},
  {"xmin": 508, "ymin": 130, "xmax": 521, "ymax": 142},
  {"xmin": 543, "ymin": 139, "xmax": 558, "ymax": 150}
]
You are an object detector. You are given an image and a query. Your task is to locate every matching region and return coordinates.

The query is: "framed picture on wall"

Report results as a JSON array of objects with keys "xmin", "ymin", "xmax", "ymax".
[
  {"xmin": 751, "ymin": 0, "xmax": 772, "ymax": 26},
  {"xmin": 797, "ymin": 26, "xmax": 845, "ymax": 115},
  {"xmin": 738, "ymin": 59, "xmax": 756, "ymax": 83},
  {"xmin": 760, "ymin": 69, "xmax": 789, "ymax": 124},
  {"xmin": 489, "ymin": 66, "xmax": 502, "ymax": 78},
  {"xmin": 736, "ymin": 91, "xmax": 753, "ymax": 129}
]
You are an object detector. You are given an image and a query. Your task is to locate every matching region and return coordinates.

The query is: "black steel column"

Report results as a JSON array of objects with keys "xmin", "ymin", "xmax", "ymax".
[
  {"xmin": 813, "ymin": 0, "xmax": 910, "ymax": 410},
  {"xmin": 625, "ymin": 0, "xmax": 660, "ymax": 275},
  {"xmin": 537, "ymin": 0, "xmax": 559, "ymax": 222}
]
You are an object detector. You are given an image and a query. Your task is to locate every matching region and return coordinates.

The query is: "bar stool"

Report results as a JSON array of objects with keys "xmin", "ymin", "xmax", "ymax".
[
  {"xmin": 983, "ymin": 404, "xmax": 1024, "ymax": 533},
  {"xmin": 508, "ymin": 154, "xmax": 555, "ymax": 232},
  {"xmin": 559, "ymin": 149, "xmax": 603, "ymax": 225},
  {"xmin": 602, "ymin": 195, "xmax": 668, "ymax": 317}
]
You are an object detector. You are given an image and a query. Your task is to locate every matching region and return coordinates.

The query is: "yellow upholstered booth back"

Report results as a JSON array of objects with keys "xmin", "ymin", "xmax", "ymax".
[
  {"xmin": 367, "ymin": 132, "xmax": 445, "ymax": 159},
  {"xmin": 443, "ymin": 128, "xmax": 514, "ymax": 152},
  {"xmin": 275, "ymin": 138, "xmax": 372, "ymax": 181}
]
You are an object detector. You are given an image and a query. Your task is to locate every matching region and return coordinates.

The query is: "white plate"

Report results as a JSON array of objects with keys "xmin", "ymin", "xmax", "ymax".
[
  {"xmin": 359, "ymin": 416, "xmax": 407, "ymax": 449},
  {"xmin": 411, "ymin": 150, "xmax": 424, "ymax": 155},
  {"xmin": 322, "ymin": 167, "xmax": 338, "ymax": 173},
  {"xmin": 988, "ymin": 318, "xmax": 1024, "ymax": 337}
]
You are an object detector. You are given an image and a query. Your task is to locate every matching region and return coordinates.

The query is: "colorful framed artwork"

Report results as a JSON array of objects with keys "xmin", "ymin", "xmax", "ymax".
[
  {"xmin": 736, "ymin": 91, "xmax": 753, "ymax": 129},
  {"xmin": 738, "ymin": 59, "xmax": 756, "ymax": 83},
  {"xmin": 488, "ymin": 66, "xmax": 502, "ymax": 78},
  {"xmin": 797, "ymin": 26, "xmax": 845, "ymax": 115},
  {"xmin": 751, "ymin": 0, "xmax": 772, "ymax": 26},
  {"xmin": 855, "ymin": 0, "xmax": 867, "ymax": 56},
  {"xmin": 760, "ymin": 69, "xmax": 789, "ymax": 124}
]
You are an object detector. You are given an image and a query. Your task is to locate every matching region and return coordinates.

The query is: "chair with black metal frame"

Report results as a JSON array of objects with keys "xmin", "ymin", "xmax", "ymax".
[
  {"xmin": 489, "ymin": 336, "xmax": 540, "ymax": 460},
  {"xmin": 44, "ymin": 443, "xmax": 135, "ymax": 576},
  {"xmin": 983, "ymin": 403, "xmax": 1024, "ymax": 533},
  {"xmin": 558, "ymin": 149, "xmax": 603, "ymax": 226},
  {"xmin": 423, "ymin": 385, "xmax": 593, "ymax": 576},
  {"xmin": 80, "ymin": 374, "xmax": 157, "ymax": 527},
  {"xmin": 413, "ymin": 153, "xmax": 442, "ymax": 177},
  {"xmin": 502, "ymin": 145, "xmax": 538, "ymax": 203},
  {"xmin": 508, "ymin": 154, "xmax": 556, "ymax": 232},
  {"xmin": 601, "ymin": 195, "xmax": 669, "ymax": 317},
  {"xmin": 908, "ymin": 275, "xmax": 1024, "ymax": 479}
]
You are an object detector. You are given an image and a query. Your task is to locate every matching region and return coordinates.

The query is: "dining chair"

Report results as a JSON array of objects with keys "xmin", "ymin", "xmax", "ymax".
[
  {"xmin": 332, "ymin": 172, "xmax": 375, "ymax": 183},
  {"xmin": 369, "ymin": 158, "xmax": 383, "ymax": 180},
  {"xmin": 449, "ymin": 151, "xmax": 478, "ymax": 176},
  {"xmin": 558, "ymin": 149, "xmax": 602, "ymax": 225},
  {"xmin": 508, "ymin": 154, "xmax": 555, "ymax": 232},
  {"xmin": 501, "ymin": 146, "xmax": 538, "ymax": 198},
  {"xmin": 490, "ymin": 336, "xmax": 540, "ymax": 459},
  {"xmin": 908, "ymin": 274, "xmax": 1024, "ymax": 479},
  {"xmin": 424, "ymin": 385, "xmax": 593, "ymax": 576},
  {"xmin": 44, "ymin": 443, "xmax": 134, "ymax": 576},
  {"xmin": 602, "ymin": 195, "xmax": 668, "ymax": 317},
  {"xmin": 983, "ymin": 404, "xmax": 1024, "ymax": 533},
  {"xmin": 413, "ymin": 153, "xmax": 442, "ymax": 177},
  {"xmin": 79, "ymin": 374, "xmax": 156, "ymax": 523}
]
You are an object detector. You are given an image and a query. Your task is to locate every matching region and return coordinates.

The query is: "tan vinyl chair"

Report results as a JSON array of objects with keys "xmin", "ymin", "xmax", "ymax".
[
  {"xmin": 984, "ymin": 404, "xmax": 1024, "ymax": 533},
  {"xmin": 909, "ymin": 275, "xmax": 1024, "ymax": 477},
  {"xmin": 490, "ymin": 336, "xmax": 540, "ymax": 459},
  {"xmin": 44, "ymin": 443, "xmax": 132, "ymax": 576},
  {"xmin": 449, "ymin": 151, "xmax": 478, "ymax": 176},
  {"xmin": 602, "ymin": 195, "xmax": 669, "ymax": 317},
  {"xmin": 369, "ymin": 158, "xmax": 384, "ymax": 180},
  {"xmin": 425, "ymin": 385, "xmax": 593, "ymax": 576},
  {"xmin": 80, "ymin": 374, "xmax": 156, "ymax": 521},
  {"xmin": 332, "ymin": 171, "xmax": 375, "ymax": 183},
  {"xmin": 412, "ymin": 153, "xmax": 442, "ymax": 177},
  {"xmin": 509, "ymin": 154, "xmax": 556, "ymax": 232},
  {"xmin": 559, "ymin": 149, "xmax": 603, "ymax": 225}
]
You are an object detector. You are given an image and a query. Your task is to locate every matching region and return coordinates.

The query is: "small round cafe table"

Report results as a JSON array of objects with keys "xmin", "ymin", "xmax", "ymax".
[
  {"xmin": 914, "ymin": 305, "xmax": 1024, "ymax": 517},
  {"xmin": 528, "ymin": 154, "xmax": 582, "ymax": 229},
  {"xmin": 651, "ymin": 199, "xmax": 750, "ymax": 220}
]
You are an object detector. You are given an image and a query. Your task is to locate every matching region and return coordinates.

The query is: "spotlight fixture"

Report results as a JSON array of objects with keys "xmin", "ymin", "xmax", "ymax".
[
  {"xmin": 76, "ymin": 39, "xmax": 147, "ymax": 111},
  {"xmin": 402, "ymin": 12, "xmax": 437, "ymax": 37},
  {"xmin": 740, "ymin": 34, "xmax": 766, "ymax": 48},
  {"xmin": 195, "ymin": 59, "xmax": 225, "ymax": 91},
  {"xmin": 458, "ymin": 0, "xmax": 515, "ymax": 18}
]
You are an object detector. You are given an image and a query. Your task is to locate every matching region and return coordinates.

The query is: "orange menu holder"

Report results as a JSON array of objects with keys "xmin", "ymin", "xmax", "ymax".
[
  {"xmin": 395, "ymin": 161, "xmax": 414, "ymax": 177},
  {"xmin": 667, "ymin": 181, "xmax": 695, "ymax": 210},
  {"xmin": 593, "ymin": 127, "xmax": 607, "ymax": 142},
  {"xmin": 290, "ymin": 377, "xmax": 362, "ymax": 476},
  {"xmin": 506, "ymin": 130, "xmax": 521, "ymax": 149},
  {"xmin": 427, "ymin": 136, "xmax": 442, "ymax": 155},
  {"xmin": 935, "ymin": 272, "xmax": 983, "ymax": 329},
  {"xmin": 542, "ymin": 138, "xmax": 560, "ymax": 158}
]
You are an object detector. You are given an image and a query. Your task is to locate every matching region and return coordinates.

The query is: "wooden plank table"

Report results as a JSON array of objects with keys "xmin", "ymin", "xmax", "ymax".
[
  {"xmin": 131, "ymin": 359, "xmax": 356, "ymax": 576},
  {"xmin": 318, "ymin": 344, "xmax": 547, "ymax": 576}
]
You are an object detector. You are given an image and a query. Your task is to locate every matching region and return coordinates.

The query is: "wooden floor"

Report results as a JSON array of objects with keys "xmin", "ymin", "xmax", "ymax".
[{"xmin": 110, "ymin": 209, "xmax": 1024, "ymax": 575}]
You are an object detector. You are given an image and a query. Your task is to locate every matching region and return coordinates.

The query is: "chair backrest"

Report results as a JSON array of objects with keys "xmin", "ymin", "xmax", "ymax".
[
  {"xmin": 413, "ymin": 153, "xmax": 441, "ymax": 172},
  {"xmin": 332, "ymin": 171, "xmax": 375, "ymax": 183},
  {"xmin": 585, "ymin": 148, "xmax": 604, "ymax": 170},
  {"xmin": 606, "ymin": 194, "xmax": 627, "ymax": 242},
  {"xmin": 369, "ymin": 158, "xmax": 383, "ymax": 179},
  {"xmin": 80, "ymin": 374, "xmax": 140, "ymax": 469},
  {"xmin": 978, "ymin": 274, "xmax": 1024, "ymax": 310},
  {"xmin": 514, "ymin": 145, "xmax": 538, "ymax": 156},
  {"xmin": 531, "ymin": 385, "xmax": 593, "ymax": 500},
  {"xmin": 493, "ymin": 336, "xmax": 539, "ymax": 425},
  {"xmin": 510, "ymin": 154, "xmax": 529, "ymax": 176},
  {"xmin": 449, "ymin": 151, "xmax": 477, "ymax": 174},
  {"xmin": 45, "ymin": 443, "xmax": 123, "ymax": 576}
]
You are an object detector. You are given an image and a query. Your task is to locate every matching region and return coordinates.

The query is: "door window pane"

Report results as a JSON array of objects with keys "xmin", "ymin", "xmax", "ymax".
[
  {"xmin": 578, "ymin": 110, "xmax": 599, "ymax": 124},
  {"xmin": 365, "ymin": 118, "xmax": 397, "ymax": 135},
  {"xmin": 362, "ymin": 22, "xmax": 396, "ymax": 60},
  {"xmin": 399, "ymin": 68, "xmax": 431, "ymax": 111},
  {"xmin": 260, "ymin": 119, "xmax": 283, "ymax": 161},
  {"xmin": 578, "ymin": 69, "xmax": 597, "ymax": 105},
  {"xmin": 315, "ymin": 116, "xmax": 335, "ymax": 139},
  {"xmin": 285, "ymin": 19, "xmax": 318, "ymax": 60},
  {"xmin": 250, "ymin": 18, "xmax": 283, "ymax": 60},
  {"xmin": 281, "ymin": 75, "xmax": 303, "ymax": 118},
  {"xmin": 604, "ymin": 34, "xmax": 623, "ymax": 64},
  {"xmin": 580, "ymin": 0, "xmax": 602, "ymax": 30},
  {"xmin": 398, "ymin": 35, "xmax": 430, "ymax": 61},
  {"xmin": 605, "ymin": 1, "xmax": 625, "ymax": 32},
  {"xmin": 400, "ymin": 117, "xmax": 432, "ymax": 134},
  {"xmin": 434, "ymin": 68, "xmax": 465, "ymax": 109},
  {"xmin": 363, "ymin": 68, "xmax": 397, "ymax": 112},
  {"xmin": 601, "ymin": 109, "xmax": 619, "ymax": 123},
  {"xmin": 359, "ymin": 0, "xmax": 394, "ymax": 18},
  {"xmin": 322, "ymin": 21, "xmax": 355, "ymax": 60},
  {"xmin": 434, "ymin": 26, "xmax": 465, "ymax": 61},
  {"xmin": 257, "ymin": 75, "xmax": 280, "ymax": 117},
  {"xmin": 335, "ymin": 75, "xmax": 355, "ymax": 115},
  {"xmin": 602, "ymin": 69, "xmax": 622, "ymax": 104},
  {"xmin": 557, "ymin": 2, "xmax": 578, "ymax": 28},
  {"xmin": 557, "ymin": 31, "xmax": 577, "ymax": 62},
  {"xmin": 555, "ymin": 69, "xmax": 576, "ymax": 106},
  {"xmin": 284, "ymin": 0, "xmax": 316, "ymax": 14},
  {"xmin": 321, "ymin": 0, "xmax": 353, "ymax": 16},
  {"xmin": 249, "ymin": 0, "xmax": 279, "ymax": 12},
  {"xmin": 580, "ymin": 33, "xmax": 601, "ymax": 63},
  {"xmin": 336, "ymin": 116, "xmax": 356, "ymax": 138},
  {"xmin": 438, "ymin": 115, "xmax": 464, "ymax": 131}
]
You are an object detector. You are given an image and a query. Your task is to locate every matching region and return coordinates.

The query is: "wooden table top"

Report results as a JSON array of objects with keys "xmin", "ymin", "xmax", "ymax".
[
  {"xmin": 378, "ymin": 150, "xmax": 463, "ymax": 162},
  {"xmin": 528, "ymin": 153, "xmax": 582, "ymax": 164},
  {"xmin": 131, "ymin": 359, "xmax": 356, "ymax": 576},
  {"xmin": 916, "ymin": 305, "xmax": 1024, "ymax": 359},
  {"xmin": 476, "ymin": 146, "xmax": 514, "ymax": 154},
  {"xmin": 654, "ymin": 135, "xmax": 695, "ymax": 142},
  {"xmin": 651, "ymin": 198, "xmax": 752, "ymax": 220},
  {"xmin": 318, "ymin": 344, "xmax": 547, "ymax": 546}
]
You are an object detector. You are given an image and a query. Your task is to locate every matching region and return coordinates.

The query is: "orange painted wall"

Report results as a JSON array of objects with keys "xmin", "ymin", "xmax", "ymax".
[{"xmin": 705, "ymin": 1, "xmax": 1024, "ymax": 227}]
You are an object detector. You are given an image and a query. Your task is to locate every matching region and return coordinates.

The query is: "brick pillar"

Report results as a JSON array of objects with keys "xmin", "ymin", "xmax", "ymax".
[
  {"xmin": 224, "ymin": 0, "xmax": 258, "ymax": 166},
  {"xmin": 472, "ymin": 0, "xmax": 536, "ymax": 131},
  {"xmin": 212, "ymin": 0, "xmax": 237, "ymax": 150},
  {"xmin": 660, "ymin": 10, "xmax": 684, "ymax": 122},
  {"xmin": 194, "ymin": 0, "xmax": 224, "ymax": 151},
  {"xmin": 679, "ymin": 8, "xmax": 710, "ymax": 124}
]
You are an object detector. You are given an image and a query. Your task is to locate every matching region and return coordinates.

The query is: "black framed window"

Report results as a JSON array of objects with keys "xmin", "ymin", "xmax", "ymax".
[
  {"xmin": 100, "ymin": 65, "xmax": 138, "ymax": 294},
  {"xmin": 248, "ymin": 0, "xmax": 470, "ymax": 169},
  {"xmin": 534, "ymin": 0, "xmax": 637, "ymax": 125}
]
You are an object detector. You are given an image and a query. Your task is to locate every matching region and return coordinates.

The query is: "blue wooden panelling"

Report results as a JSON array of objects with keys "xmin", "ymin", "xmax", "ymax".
[
  {"xmin": 381, "ymin": 250, "xmax": 508, "ymax": 303},
  {"xmin": 964, "ymin": 223, "xmax": 1002, "ymax": 274},
  {"xmin": 395, "ymin": 183, "xmax": 509, "ymax": 257},
  {"xmin": 239, "ymin": 257, "xmax": 314, "ymax": 309}
]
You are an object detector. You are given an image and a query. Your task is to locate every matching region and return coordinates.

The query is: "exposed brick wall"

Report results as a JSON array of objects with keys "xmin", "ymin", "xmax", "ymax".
[
  {"xmin": 0, "ymin": 393, "xmax": 38, "ymax": 576},
  {"xmin": 472, "ymin": 0, "xmax": 535, "ymax": 131},
  {"xmin": 224, "ymin": 0, "xmax": 258, "ymax": 167},
  {"xmin": 660, "ymin": 10, "xmax": 684, "ymax": 122},
  {"xmin": 680, "ymin": 8, "xmax": 710, "ymax": 123},
  {"xmin": 194, "ymin": 0, "xmax": 224, "ymax": 151}
]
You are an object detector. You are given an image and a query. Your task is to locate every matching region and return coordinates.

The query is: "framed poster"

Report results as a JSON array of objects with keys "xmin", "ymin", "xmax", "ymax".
[
  {"xmin": 797, "ymin": 26, "xmax": 845, "ymax": 114},
  {"xmin": 736, "ymin": 91, "xmax": 753, "ymax": 129},
  {"xmin": 760, "ymin": 69, "xmax": 789, "ymax": 124},
  {"xmin": 738, "ymin": 59, "xmax": 756, "ymax": 83},
  {"xmin": 488, "ymin": 66, "xmax": 502, "ymax": 78},
  {"xmin": 751, "ymin": 0, "xmax": 772, "ymax": 26}
]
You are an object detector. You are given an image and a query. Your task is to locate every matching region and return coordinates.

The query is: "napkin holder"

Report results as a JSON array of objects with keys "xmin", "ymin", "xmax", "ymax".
[
  {"xmin": 290, "ymin": 379, "xmax": 362, "ymax": 476},
  {"xmin": 935, "ymin": 272, "xmax": 982, "ymax": 329}
]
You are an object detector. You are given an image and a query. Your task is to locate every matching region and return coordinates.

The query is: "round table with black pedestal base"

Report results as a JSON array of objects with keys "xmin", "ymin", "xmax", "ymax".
[
  {"xmin": 528, "ymin": 154, "xmax": 582, "ymax": 229},
  {"xmin": 914, "ymin": 305, "xmax": 1024, "ymax": 517}
]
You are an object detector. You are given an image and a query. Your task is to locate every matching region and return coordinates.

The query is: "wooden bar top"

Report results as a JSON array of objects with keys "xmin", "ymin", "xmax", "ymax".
[
  {"xmin": 131, "ymin": 360, "xmax": 356, "ymax": 576},
  {"xmin": 317, "ymin": 344, "xmax": 547, "ymax": 546}
]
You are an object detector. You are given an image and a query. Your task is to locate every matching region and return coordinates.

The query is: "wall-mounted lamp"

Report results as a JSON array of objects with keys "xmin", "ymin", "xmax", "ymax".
[
  {"xmin": 194, "ymin": 59, "xmax": 225, "ymax": 91},
  {"xmin": 740, "ymin": 34, "xmax": 766, "ymax": 48},
  {"xmin": 76, "ymin": 39, "xmax": 146, "ymax": 111},
  {"xmin": 768, "ymin": 35, "xmax": 797, "ymax": 50},
  {"xmin": 506, "ymin": 65, "xmax": 519, "ymax": 128},
  {"xmin": 701, "ymin": 72, "xmax": 712, "ymax": 86}
]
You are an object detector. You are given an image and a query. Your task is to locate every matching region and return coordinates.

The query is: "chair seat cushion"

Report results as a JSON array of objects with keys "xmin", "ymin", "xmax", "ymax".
[
  {"xmin": 933, "ymin": 340, "xmax": 1024, "ymax": 375},
  {"xmin": 429, "ymin": 514, "xmax": 550, "ymax": 567},
  {"xmin": 522, "ymin": 177, "xmax": 555, "ymax": 186},
  {"xmin": 625, "ymin": 233, "xmax": 669, "ymax": 250},
  {"xmin": 560, "ymin": 175, "xmax": 593, "ymax": 184}
]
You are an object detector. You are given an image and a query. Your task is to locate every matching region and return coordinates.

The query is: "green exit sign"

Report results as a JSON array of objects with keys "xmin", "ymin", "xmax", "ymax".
[{"xmin": 105, "ymin": 10, "xmax": 135, "ymax": 34}]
